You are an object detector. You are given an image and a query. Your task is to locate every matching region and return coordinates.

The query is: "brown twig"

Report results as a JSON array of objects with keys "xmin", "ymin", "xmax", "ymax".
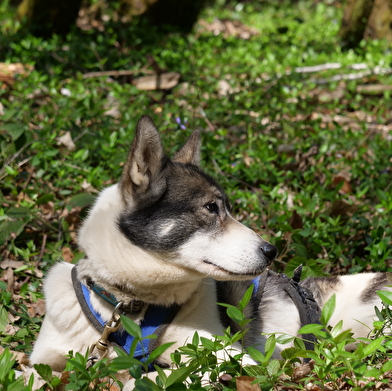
[
  {"xmin": 294, "ymin": 63, "xmax": 341, "ymax": 73},
  {"xmin": 197, "ymin": 107, "xmax": 215, "ymax": 132},
  {"xmin": 274, "ymin": 234, "xmax": 292, "ymax": 266},
  {"xmin": 35, "ymin": 234, "xmax": 47, "ymax": 268},
  {"xmin": 0, "ymin": 141, "xmax": 33, "ymax": 180},
  {"xmin": 82, "ymin": 69, "xmax": 154, "ymax": 79}
]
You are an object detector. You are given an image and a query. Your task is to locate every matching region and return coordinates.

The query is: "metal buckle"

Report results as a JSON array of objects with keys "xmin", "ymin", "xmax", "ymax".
[{"xmin": 87, "ymin": 301, "xmax": 123, "ymax": 367}]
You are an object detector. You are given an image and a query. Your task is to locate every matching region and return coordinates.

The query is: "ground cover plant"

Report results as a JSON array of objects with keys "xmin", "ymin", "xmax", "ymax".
[{"xmin": 0, "ymin": 0, "xmax": 392, "ymax": 389}]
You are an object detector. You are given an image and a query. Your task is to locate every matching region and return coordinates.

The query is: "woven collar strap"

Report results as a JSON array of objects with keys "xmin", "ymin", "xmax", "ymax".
[
  {"xmin": 71, "ymin": 265, "xmax": 180, "ymax": 372},
  {"xmin": 85, "ymin": 277, "xmax": 143, "ymax": 314}
]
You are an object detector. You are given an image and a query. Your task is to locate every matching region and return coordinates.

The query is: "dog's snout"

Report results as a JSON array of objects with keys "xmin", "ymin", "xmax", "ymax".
[{"xmin": 260, "ymin": 242, "xmax": 277, "ymax": 264}]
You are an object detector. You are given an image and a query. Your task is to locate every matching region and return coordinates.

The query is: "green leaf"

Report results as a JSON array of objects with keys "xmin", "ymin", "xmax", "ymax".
[
  {"xmin": 154, "ymin": 365, "xmax": 168, "ymax": 384},
  {"xmin": 6, "ymin": 206, "xmax": 31, "ymax": 218},
  {"xmin": 33, "ymin": 363, "xmax": 53, "ymax": 381},
  {"xmin": 247, "ymin": 346, "xmax": 266, "ymax": 363},
  {"xmin": 129, "ymin": 364, "xmax": 142, "ymax": 380},
  {"xmin": 120, "ymin": 315, "xmax": 142, "ymax": 339},
  {"xmin": 134, "ymin": 377, "xmax": 163, "ymax": 391},
  {"xmin": 264, "ymin": 334, "xmax": 276, "ymax": 361},
  {"xmin": 330, "ymin": 319, "xmax": 343, "ymax": 337},
  {"xmin": 165, "ymin": 364, "xmax": 196, "ymax": 387},
  {"xmin": 363, "ymin": 368, "xmax": 381, "ymax": 378},
  {"xmin": 171, "ymin": 351, "xmax": 181, "ymax": 365},
  {"xmin": 51, "ymin": 376, "xmax": 62, "ymax": 387},
  {"xmin": 110, "ymin": 356, "xmax": 143, "ymax": 371},
  {"xmin": 200, "ymin": 337, "xmax": 216, "ymax": 351},
  {"xmin": 66, "ymin": 358, "xmax": 89, "ymax": 375},
  {"xmin": 238, "ymin": 284, "xmax": 254, "ymax": 311},
  {"xmin": 377, "ymin": 290, "xmax": 392, "ymax": 306},
  {"xmin": 362, "ymin": 337, "xmax": 384, "ymax": 356},
  {"xmin": 68, "ymin": 193, "xmax": 95, "ymax": 210},
  {"xmin": 0, "ymin": 306, "xmax": 7, "ymax": 332},
  {"xmin": 320, "ymin": 294, "xmax": 336, "ymax": 325},
  {"xmin": 276, "ymin": 334, "xmax": 295, "ymax": 344},
  {"xmin": 0, "ymin": 348, "xmax": 17, "ymax": 381},
  {"xmin": 298, "ymin": 323, "xmax": 324, "ymax": 335},
  {"xmin": 381, "ymin": 360, "xmax": 392, "ymax": 372},
  {"xmin": 147, "ymin": 342, "xmax": 176, "ymax": 363},
  {"xmin": 1, "ymin": 109, "xmax": 18, "ymax": 121},
  {"xmin": 226, "ymin": 306, "xmax": 244, "ymax": 324},
  {"xmin": 266, "ymin": 359, "xmax": 280, "ymax": 376},
  {"xmin": 192, "ymin": 331, "xmax": 199, "ymax": 347},
  {"xmin": 1, "ymin": 123, "xmax": 25, "ymax": 141},
  {"xmin": 0, "ymin": 217, "xmax": 31, "ymax": 245},
  {"xmin": 36, "ymin": 194, "xmax": 55, "ymax": 205}
]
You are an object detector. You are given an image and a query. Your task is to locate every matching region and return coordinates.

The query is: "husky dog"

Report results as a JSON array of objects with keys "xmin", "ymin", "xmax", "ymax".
[{"xmin": 31, "ymin": 116, "xmax": 390, "ymax": 384}]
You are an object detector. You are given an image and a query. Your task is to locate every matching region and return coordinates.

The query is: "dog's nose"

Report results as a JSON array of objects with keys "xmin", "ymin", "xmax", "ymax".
[{"xmin": 260, "ymin": 243, "xmax": 277, "ymax": 264}]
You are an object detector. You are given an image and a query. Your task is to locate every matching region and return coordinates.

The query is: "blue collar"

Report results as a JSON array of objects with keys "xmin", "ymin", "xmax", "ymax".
[
  {"xmin": 71, "ymin": 267, "xmax": 180, "ymax": 372},
  {"xmin": 81, "ymin": 283, "xmax": 175, "ymax": 371}
]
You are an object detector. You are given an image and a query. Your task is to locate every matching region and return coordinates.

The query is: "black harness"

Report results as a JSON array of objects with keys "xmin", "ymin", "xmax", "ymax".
[{"xmin": 263, "ymin": 266, "xmax": 322, "ymax": 353}]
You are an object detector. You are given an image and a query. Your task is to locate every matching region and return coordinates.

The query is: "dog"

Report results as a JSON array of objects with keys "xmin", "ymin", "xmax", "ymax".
[{"xmin": 30, "ymin": 116, "xmax": 390, "ymax": 387}]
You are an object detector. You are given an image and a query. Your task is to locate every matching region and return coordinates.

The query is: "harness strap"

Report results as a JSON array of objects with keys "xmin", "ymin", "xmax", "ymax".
[
  {"xmin": 71, "ymin": 266, "xmax": 180, "ymax": 371},
  {"xmin": 251, "ymin": 272, "xmax": 268, "ymax": 302},
  {"xmin": 268, "ymin": 266, "xmax": 321, "ymax": 357}
]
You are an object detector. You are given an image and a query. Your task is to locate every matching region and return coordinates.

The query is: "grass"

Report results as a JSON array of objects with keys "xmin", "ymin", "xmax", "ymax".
[{"xmin": 0, "ymin": 0, "xmax": 392, "ymax": 389}]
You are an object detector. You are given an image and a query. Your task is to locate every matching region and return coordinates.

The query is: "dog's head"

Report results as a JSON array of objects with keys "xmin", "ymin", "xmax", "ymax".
[{"xmin": 117, "ymin": 116, "xmax": 277, "ymax": 280}]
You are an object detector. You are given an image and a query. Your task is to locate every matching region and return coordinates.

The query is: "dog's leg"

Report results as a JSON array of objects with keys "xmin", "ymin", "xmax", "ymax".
[
  {"xmin": 302, "ymin": 273, "xmax": 392, "ymax": 344},
  {"xmin": 30, "ymin": 262, "xmax": 100, "ymax": 370}
]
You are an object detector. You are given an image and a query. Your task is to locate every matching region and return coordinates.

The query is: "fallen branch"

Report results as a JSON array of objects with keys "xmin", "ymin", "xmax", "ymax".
[
  {"xmin": 356, "ymin": 84, "xmax": 392, "ymax": 94},
  {"xmin": 132, "ymin": 72, "xmax": 181, "ymax": 90},
  {"xmin": 309, "ymin": 66, "xmax": 392, "ymax": 85},
  {"xmin": 82, "ymin": 69, "xmax": 154, "ymax": 79},
  {"xmin": 294, "ymin": 63, "xmax": 341, "ymax": 73}
]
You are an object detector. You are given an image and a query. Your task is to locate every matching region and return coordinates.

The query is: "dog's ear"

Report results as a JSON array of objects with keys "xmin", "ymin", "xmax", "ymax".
[
  {"xmin": 173, "ymin": 130, "xmax": 201, "ymax": 166},
  {"xmin": 121, "ymin": 116, "xmax": 167, "ymax": 204}
]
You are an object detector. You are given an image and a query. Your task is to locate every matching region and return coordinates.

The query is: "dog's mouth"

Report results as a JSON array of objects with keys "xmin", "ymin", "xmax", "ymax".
[{"xmin": 203, "ymin": 260, "xmax": 264, "ymax": 277}]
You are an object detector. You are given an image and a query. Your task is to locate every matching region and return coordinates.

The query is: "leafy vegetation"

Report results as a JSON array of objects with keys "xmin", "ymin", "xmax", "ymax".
[{"xmin": 0, "ymin": 0, "xmax": 391, "ymax": 389}]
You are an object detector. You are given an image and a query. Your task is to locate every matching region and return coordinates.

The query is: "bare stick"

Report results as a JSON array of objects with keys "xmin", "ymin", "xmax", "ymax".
[{"xmin": 82, "ymin": 69, "xmax": 154, "ymax": 79}]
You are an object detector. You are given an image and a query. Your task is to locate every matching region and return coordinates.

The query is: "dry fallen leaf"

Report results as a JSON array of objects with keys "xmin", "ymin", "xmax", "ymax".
[
  {"xmin": 5, "ymin": 267, "xmax": 14, "ymax": 294},
  {"xmin": 62, "ymin": 247, "xmax": 74, "ymax": 263},
  {"xmin": 104, "ymin": 94, "xmax": 121, "ymax": 118},
  {"xmin": 332, "ymin": 171, "xmax": 352, "ymax": 194},
  {"xmin": 330, "ymin": 199, "xmax": 357, "ymax": 218},
  {"xmin": 0, "ymin": 63, "xmax": 34, "ymax": 85},
  {"xmin": 0, "ymin": 346, "xmax": 30, "ymax": 365},
  {"xmin": 292, "ymin": 361, "xmax": 314, "ymax": 381},
  {"xmin": 21, "ymin": 365, "xmax": 63, "ymax": 388},
  {"xmin": 219, "ymin": 373, "xmax": 233, "ymax": 385},
  {"xmin": 27, "ymin": 298, "xmax": 46, "ymax": 317},
  {"xmin": 57, "ymin": 131, "xmax": 76, "ymax": 152},
  {"xmin": 289, "ymin": 210, "xmax": 303, "ymax": 230},
  {"xmin": 198, "ymin": 18, "xmax": 258, "ymax": 39},
  {"xmin": 236, "ymin": 376, "xmax": 261, "ymax": 391},
  {"xmin": 0, "ymin": 259, "xmax": 24, "ymax": 269},
  {"xmin": 5, "ymin": 324, "xmax": 21, "ymax": 336},
  {"xmin": 218, "ymin": 79, "xmax": 233, "ymax": 96}
]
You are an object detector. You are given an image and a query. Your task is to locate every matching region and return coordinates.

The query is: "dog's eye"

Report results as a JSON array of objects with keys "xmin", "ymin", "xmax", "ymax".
[{"xmin": 204, "ymin": 202, "xmax": 219, "ymax": 215}]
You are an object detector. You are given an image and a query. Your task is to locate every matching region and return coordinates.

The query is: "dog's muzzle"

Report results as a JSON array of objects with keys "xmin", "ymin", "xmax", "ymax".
[{"xmin": 260, "ymin": 242, "xmax": 277, "ymax": 265}]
